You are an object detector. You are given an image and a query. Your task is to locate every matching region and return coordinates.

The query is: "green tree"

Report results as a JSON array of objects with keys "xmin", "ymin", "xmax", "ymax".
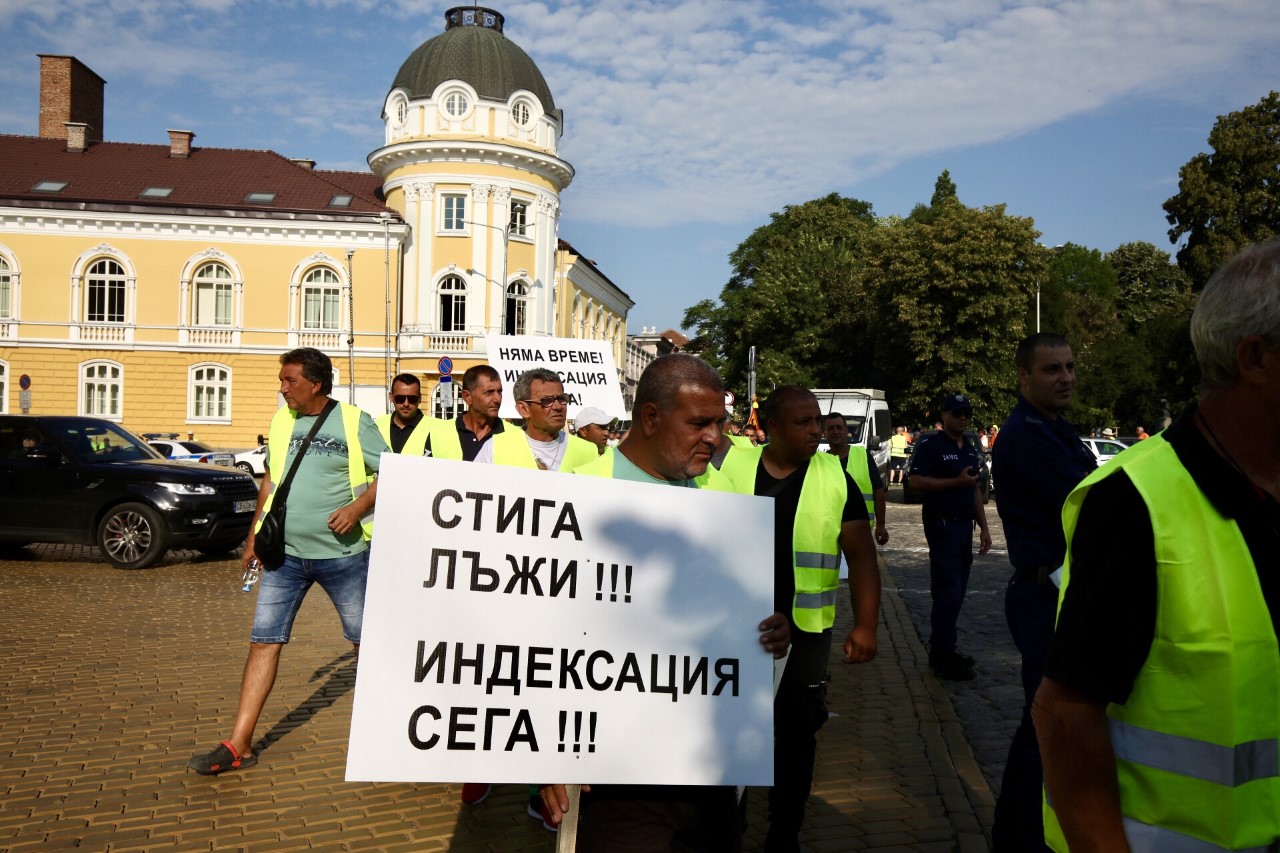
[
  {"xmin": 1035, "ymin": 242, "xmax": 1119, "ymax": 347},
  {"xmin": 1106, "ymin": 241, "xmax": 1194, "ymax": 328},
  {"xmin": 1163, "ymin": 91, "xmax": 1280, "ymax": 288},
  {"xmin": 682, "ymin": 193, "xmax": 876, "ymax": 396},
  {"xmin": 863, "ymin": 198, "xmax": 1045, "ymax": 424}
]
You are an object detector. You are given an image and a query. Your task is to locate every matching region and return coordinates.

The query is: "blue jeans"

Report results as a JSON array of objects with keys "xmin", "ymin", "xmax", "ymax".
[{"xmin": 250, "ymin": 550, "xmax": 369, "ymax": 644}]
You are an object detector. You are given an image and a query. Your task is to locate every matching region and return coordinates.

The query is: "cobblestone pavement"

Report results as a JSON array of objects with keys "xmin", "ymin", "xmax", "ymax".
[
  {"xmin": 877, "ymin": 490, "xmax": 1020, "ymax": 797},
  {"xmin": 0, "ymin": 511, "xmax": 1000, "ymax": 852}
]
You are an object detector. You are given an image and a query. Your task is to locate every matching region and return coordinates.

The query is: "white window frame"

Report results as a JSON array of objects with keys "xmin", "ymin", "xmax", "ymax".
[
  {"xmin": 440, "ymin": 193, "xmax": 468, "ymax": 233},
  {"xmin": 431, "ymin": 382, "xmax": 462, "ymax": 419},
  {"xmin": 86, "ymin": 258, "xmax": 127, "ymax": 324},
  {"xmin": 0, "ymin": 360, "xmax": 8, "ymax": 413},
  {"xmin": 188, "ymin": 363, "xmax": 232, "ymax": 423},
  {"xmin": 442, "ymin": 90, "xmax": 471, "ymax": 119},
  {"xmin": 438, "ymin": 275, "xmax": 468, "ymax": 332},
  {"xmin": 509, "ymin": 198, "xmax": 532, "ymax": 240},
  {"xmin": 80, "ymin": 360, "xmax": 124, "ymax": 421},
  {"xmin": 301, "ymin": 267, "xmax": 342, "ymax": 331},
  {"xmin": 505, "ymin": 280, "xmax": 530, "ymax": 336},
  {"xmin": 191, "ymin": 262, "xmax": 234, "ymax": 327},
  {"xmin": 0, "ymin": 255, "xmax": 13, "ymax": 320}
]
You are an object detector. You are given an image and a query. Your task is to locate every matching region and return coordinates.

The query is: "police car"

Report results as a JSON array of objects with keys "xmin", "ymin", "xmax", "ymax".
[{"xmin": 147, "ymin": 438, "xmax": 234, "ymax": 467}]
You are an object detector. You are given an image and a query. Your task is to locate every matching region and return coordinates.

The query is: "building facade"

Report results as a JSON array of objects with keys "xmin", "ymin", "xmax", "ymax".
[{"xmin": 0, "ymin": 8, "xmax": 633, "ymax": 445}]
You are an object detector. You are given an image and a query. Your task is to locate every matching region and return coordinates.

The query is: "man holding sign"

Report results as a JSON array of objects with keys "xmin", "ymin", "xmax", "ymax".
[{"xmin": 540, "ymin": 353, "xmax": 791, "ymax": 852}]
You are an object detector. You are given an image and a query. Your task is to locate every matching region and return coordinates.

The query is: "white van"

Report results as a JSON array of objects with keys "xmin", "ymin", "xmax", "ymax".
[{"xmin": 810, "ymin": 388, "xmax": 892, "ymax": 477}]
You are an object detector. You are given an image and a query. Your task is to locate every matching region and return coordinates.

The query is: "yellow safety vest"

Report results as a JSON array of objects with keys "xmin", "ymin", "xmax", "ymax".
[
  {"xmin": 425, "ymin": 416, "xmax": 463, "ymax": 460},
  {"xmin": 489, "ymin": 426, "xmax": 600, "ymax": 472},
  {"xmin": 574, "ymin": 446, "xmax": 735, "ymax": 491},
  {"xmin": 375, "ymin": 412, "xmax": 431, "ymax": 456},
  {"xmin": 720, "ymin": 446, "xmax": 846, "ymax": 632},
  {"xmin": 260, "ymin": 402, "xmax": 374, "ymax": 540},
  {"xmin": 839, "ymin": 449, "xmax": 875, "ymax": 523},
  {"xmin": 1044, "ymin": 435, "xmax": 1280, "ymax": 852}
]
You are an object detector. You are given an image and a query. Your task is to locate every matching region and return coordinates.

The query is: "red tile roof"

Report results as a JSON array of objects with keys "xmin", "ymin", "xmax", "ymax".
[{"xmin": 0, "ymin": 134, "xmax": 393, "ymax": 217}]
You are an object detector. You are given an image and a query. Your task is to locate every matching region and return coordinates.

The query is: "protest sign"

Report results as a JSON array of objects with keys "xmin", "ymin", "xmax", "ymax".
[
  {"xmin": 346, "ymin": 453, "xmax": 776, "ymax": 786},
  {"xmin": 485, "ymin": 334, "xmax": 625, "ymax": 420}
]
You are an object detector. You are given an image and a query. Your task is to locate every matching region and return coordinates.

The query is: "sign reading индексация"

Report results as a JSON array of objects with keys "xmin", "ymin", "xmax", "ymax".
[{"xmin": 345, "ymin": 454, "xmax": 776, "ymax": 785}]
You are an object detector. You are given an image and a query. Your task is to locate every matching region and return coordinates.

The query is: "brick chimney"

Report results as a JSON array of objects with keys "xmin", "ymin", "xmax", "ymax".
[
  {"xmin": 167, "ymin": 129, "xmax": 195, "ymax": 159},
  {"xmin": 64, "ymin": 122, "xmax": 88, "ymax": 153},
  {"xmin": 38, "ymin": 55, "xmax": 105, "ymax": 143}
]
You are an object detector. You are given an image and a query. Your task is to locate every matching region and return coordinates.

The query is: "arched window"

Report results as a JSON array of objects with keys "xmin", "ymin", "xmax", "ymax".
[
  {"xmin": 439, "ymin": 275, "xmax": 467, "ymax": 332},
  {"xmin": 302, "ymin": 267, "xmax": 341, "ymax": 330},
  {"xmin": 192, "ymin": 262, "xmax": 233, "ymax": 326},
  {"xmin": 0, "ymin": 257, "xmax": 11, "ymax": 320},
  {"xmin": 431, "ymin": 382, "xmax": 462, "ymax": 419},
  {"xmin": 86, "ymin": 259, "xmax": 126, "ymax": 323},
  {"xmin": 505, "ymin": 280, "xmax": 529, "ymax": 336},
  {"xmin": 82, "ymin": 361, "xmax": 123, "ymax": 419},
  {"xmin": 189, "ymin": 363, "xmax": 231, "ymax": 421}
]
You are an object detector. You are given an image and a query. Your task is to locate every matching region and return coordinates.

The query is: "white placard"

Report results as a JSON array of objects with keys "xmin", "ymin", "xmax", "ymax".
[
  {"xmin": 485, "ymin": 334, "xmax": 625, "ymax": 420},
  {"xmin": 346, "ymin": 454, "xmax": 776, "ymax": 786}
]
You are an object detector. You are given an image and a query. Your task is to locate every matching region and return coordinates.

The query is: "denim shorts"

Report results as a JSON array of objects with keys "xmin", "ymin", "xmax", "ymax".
[{"xmin": 250, "ymin": 550, "xmax": 369, "ymax": 644}]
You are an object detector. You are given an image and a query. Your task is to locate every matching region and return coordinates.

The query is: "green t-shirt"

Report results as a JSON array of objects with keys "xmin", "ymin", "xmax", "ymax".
[
  {"xmin": 270, "ymin": 409, "xmax": 388, "ymax": 558},
  {"xmin": 611, "ymin": 450, "xmax": 698, "ymax": 488}
]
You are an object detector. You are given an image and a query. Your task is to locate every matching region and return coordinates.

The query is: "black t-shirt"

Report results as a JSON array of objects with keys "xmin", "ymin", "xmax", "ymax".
[
  {"xmin": 908, "ymin": 430, "xmax": 983, "ymax": 518},
  {"xmin": 1044, "ymin": 404, "xmax": 1280, "ymax": 704},
  {"xmin": 754, "ymin": 457, "xmax": 868, "ymax": 630},
  {"xmin": 423, "ymin": 414, "xmax": 504, "ymax": 461},
  {"xmin": 388, "ymin": 409, "xmax": 425, "ymax": 454}
]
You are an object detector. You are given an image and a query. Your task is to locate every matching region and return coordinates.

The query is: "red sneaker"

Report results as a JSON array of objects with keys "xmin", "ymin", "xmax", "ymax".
[{"xmin": 460, "ymin": 783, "xmax": 492, "ymax": 805}]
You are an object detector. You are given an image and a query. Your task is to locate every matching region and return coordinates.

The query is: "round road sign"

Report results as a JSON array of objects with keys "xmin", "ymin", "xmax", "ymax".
[{"xmin": 438, "ymin": 357, "xmax": 453, "ymax": 376}]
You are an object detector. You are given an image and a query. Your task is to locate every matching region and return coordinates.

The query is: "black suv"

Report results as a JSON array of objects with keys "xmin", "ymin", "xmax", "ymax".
[{"xmin": 0, "ymin": 415, "xmax": 258, "ymax": 568}]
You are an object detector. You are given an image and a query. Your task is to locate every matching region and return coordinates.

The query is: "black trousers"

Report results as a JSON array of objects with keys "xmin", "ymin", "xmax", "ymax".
[
  {"xmin": 767, "ymin": 629, "xmax": 832, "ymax": 848},
  {"xmin": 991, "ymin": 574, "xmax": 1058, "ymax": 853}
]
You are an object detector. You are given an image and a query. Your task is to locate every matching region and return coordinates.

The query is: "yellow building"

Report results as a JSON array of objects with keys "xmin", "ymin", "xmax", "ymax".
[{"xmin": 0, "ymin": 8, "xmax": 632, "ymax": 446}]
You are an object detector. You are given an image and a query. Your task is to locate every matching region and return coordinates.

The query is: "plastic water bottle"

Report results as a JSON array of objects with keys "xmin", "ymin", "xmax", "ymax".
[{"xmin": 241, "ymin": 558, "xmax": 261, "ymax": 593}]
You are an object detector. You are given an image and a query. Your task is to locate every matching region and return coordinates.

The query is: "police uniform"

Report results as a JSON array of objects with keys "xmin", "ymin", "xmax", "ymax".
[{"xmin": 908, "ymin": 403, "xmax": 984, "ymax": 669}]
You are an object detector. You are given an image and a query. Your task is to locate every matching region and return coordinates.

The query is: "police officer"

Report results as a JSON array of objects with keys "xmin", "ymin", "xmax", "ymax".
[
  {"xmin": 990, "ymin": 333, "xmax": 1095, "ymax": 851},
  {"xmin": 907, "ymin": 393, "xmax": 991, "ymax": 680},
  {"xmin": 374, "ymin": 373, "xmax": 431, "ymax": 455}
]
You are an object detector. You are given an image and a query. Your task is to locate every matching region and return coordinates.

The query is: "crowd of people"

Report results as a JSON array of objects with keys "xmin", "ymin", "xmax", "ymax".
[{"xmin": 186, "ymin": 238, "xmax": 1280, "ymax": 852}]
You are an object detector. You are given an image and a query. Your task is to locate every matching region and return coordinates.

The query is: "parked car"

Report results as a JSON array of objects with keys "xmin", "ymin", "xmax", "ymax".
[
  {"xmin": 0, "ymin": 416, "xmax": 257, "ymax": 568},
  {"xmin": 148, "ymin": 438, "xmax": 234, "ymax": 467},
  {"xmin": 1081, "ymin": 437, "xmax": 1128, "ymax": 466},
  {"xmin": 901, "ymin": 434, "xmax": 992, "ymax": 505},
  {"xmin": 233, "ymin": 445, "xmax": 267, "ymax": 476}
]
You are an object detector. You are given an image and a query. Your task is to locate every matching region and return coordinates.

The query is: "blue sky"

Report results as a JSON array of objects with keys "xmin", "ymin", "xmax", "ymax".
[{"xmin": 2, "ymin": 0, "xmax": 1277, "ymax": 331}]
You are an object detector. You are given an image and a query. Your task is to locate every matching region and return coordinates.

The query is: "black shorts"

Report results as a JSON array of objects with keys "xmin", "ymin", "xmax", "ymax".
[{"xmin": 890, "ymin": 457, "xmax": 907, "ymax": 470}]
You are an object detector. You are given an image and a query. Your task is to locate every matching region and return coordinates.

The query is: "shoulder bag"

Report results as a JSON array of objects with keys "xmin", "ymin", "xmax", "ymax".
[{"xmin": 253, "ymin": 399, "xmax": 337, "ymax": 570}]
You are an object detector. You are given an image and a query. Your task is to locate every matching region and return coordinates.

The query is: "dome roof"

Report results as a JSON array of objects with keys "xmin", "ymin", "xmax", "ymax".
[{"xmin": 390, "ymin": 7, "xmax": 559, "ymax": 119}]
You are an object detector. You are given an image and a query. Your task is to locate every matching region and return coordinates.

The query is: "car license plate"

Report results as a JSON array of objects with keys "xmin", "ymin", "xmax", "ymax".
[{"xmin": 234, "ymin": 500, "xmax": 256, "ymax": 513}]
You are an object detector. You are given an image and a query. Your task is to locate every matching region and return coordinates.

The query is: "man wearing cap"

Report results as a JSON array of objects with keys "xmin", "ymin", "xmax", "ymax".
[
  {"xmin": 375, "ymin": 373, "xmax": 431, "ymax": 455},
  {"xmin": 906, "ymin": 393, "xmax": 992, "ymax": 680},
  {"xmin": 573, "ymin": 406, "xmax": 612, "ymax": 455}
]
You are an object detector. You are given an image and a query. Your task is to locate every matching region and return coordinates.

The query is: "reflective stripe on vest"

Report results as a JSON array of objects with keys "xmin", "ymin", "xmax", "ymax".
[
  {"xmin": 1043, "ymin": 434, "xmax": 1280, "ymax": 853},
  {"xmin": 842, "ymin": 449, "xmax": 875, "ymax": 522},
  {"xmin": 375, "ymin": 413, "xmax": 431, "ymax": 456},
  {"xmin": 261, "ymin": 402, "xmax": 374, "ymax": 541},
  {"xmin": 720, "ymin": 445, "xmax": 844, "ymax": 631}
]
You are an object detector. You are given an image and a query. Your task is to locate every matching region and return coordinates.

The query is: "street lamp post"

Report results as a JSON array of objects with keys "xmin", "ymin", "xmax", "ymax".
[{"xmin": 464, "ymin": 218, "xmax": 517, "ymax": 335}]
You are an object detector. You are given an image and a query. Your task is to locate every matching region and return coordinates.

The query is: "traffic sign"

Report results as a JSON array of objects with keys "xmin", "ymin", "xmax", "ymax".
[
  {"xmin": 724, "ymin": 391, "xmax": 735, "ymax": 407},
  {"xmin": 18, "ymin": 374, "xmax": 30, "ymax": 391},
  {"xmin": 437, "ymin": 357, "xmax": 453, "ymax": 377}
]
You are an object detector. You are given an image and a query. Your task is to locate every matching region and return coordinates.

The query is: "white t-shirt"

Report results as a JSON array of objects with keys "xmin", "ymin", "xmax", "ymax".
[{"xmin": 474, "ymin": 430, "xmax": 569, "ymax": 471}]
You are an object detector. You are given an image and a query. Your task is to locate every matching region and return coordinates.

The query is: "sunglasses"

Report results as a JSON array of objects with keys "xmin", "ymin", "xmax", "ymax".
[
  {"xmin": 393, "ymin": 394, "xmax": 420, "ymax": 405},
  {"xmin": 522, "ymin": 394, "xmax": 570, "ymax": 408}
]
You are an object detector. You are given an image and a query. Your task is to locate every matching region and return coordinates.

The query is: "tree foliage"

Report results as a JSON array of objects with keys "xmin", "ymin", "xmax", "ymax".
[{"xmin": 1164, "ymin": 91, "xmax": 1280, "ymax": 288}]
